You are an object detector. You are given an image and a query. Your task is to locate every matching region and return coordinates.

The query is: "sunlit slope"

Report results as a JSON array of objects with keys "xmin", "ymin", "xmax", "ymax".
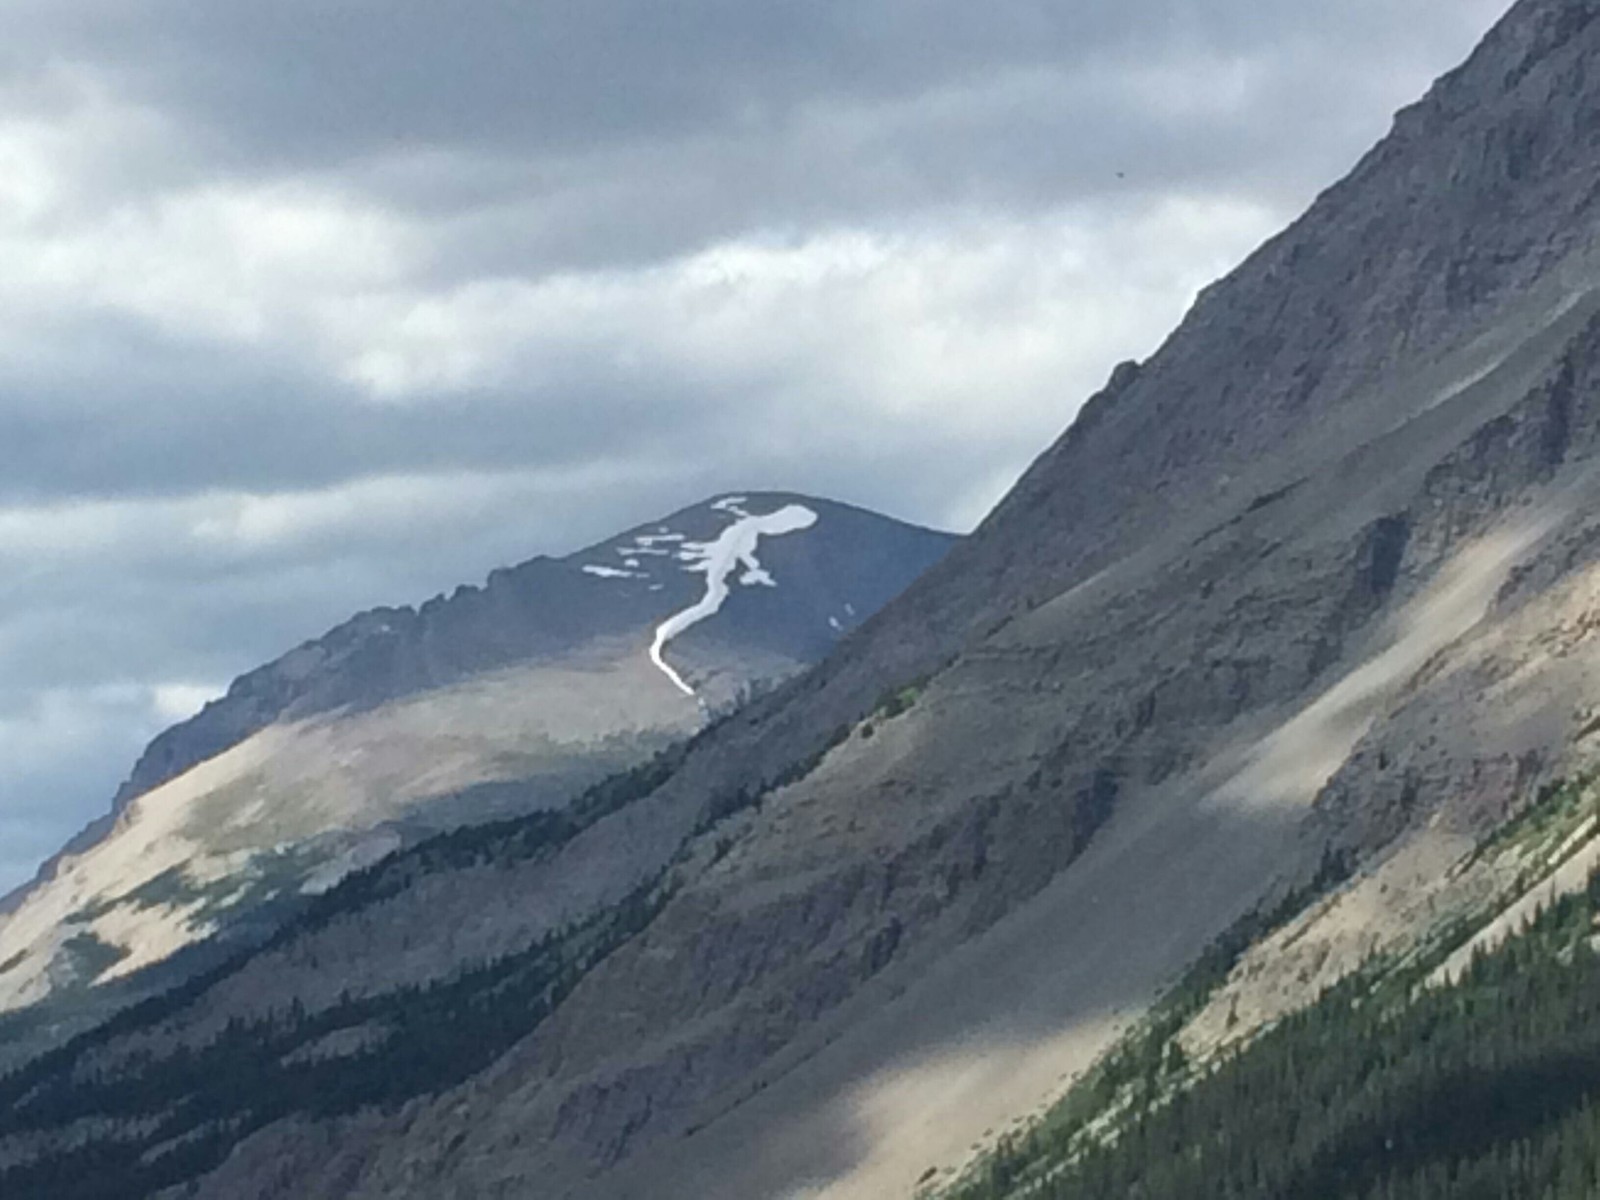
[
  {"xmin": 9, "ymin": 3, "xmax": 1600, "ymax": 1198},
  {"xmin": 0, "ymin": 494, "xmax": 953, "ymax": 1068}
]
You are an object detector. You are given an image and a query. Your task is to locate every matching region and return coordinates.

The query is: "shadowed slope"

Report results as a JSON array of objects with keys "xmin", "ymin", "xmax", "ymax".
[{"xmin": 11, "ymin": 3, "xmax": 1600, "ymax": 1198}]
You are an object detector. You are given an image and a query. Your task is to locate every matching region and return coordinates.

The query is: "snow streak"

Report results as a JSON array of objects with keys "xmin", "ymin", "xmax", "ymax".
[{"xmin": 649, "ymin": 499, "xmax": 818, "ymax": 697}]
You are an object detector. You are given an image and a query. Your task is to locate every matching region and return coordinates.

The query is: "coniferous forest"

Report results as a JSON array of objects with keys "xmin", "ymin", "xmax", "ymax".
[
  {"xmin": 0, "ymin": 708, "xmax": 850, "ymax": 1200},
  {"xmin": 947, "ymin": 867, "xmax": 1600, "ymax": 1200}
]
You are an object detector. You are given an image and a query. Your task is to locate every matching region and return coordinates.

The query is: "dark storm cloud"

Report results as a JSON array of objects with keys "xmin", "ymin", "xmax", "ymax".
[
  {"xmin": 21, "ymin": 1, "xmax": 1483, "ymax": 159},
  {"xmin": 6, "ymin": 0, "xmax": 1505, "ymax": 271},
  {"xmin": 0, "ymin": 0, "xmax": 1512, "ymax": 889},
  {"xmin": 0, "ymin": 304, "xmax": 993, "ymax": 506},
  {"xmin": 0, "ymin": 321, "xmax": 657, "ymax": 500}
]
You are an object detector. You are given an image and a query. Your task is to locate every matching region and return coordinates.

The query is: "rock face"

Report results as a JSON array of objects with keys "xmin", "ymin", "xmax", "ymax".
[
  {"xmin": 0, "ymin": 493, "xmax": 954, "ymax": 1067},
  {"xmin": 11, "ymin": 2, "xmax": 1600, "ymax": 1198},
  {"xmin": 107, "ymin": 493, "xmax": 955, "ymax": 813}
]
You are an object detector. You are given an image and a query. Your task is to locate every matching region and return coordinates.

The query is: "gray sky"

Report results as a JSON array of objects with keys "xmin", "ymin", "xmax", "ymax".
[{"xmin": 0, "ymin": 0, "xmax": 1511, "ymax": 891}]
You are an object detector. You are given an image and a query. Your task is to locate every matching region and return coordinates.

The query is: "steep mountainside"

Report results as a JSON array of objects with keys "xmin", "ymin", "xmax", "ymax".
[
  {"xmin": 0, "ymin": 493, "xmax": 953, "ymax": 1069},
  {"xmin": 12, "ymin": 1, "xmax": 1600, "ymax": 1198},
  {"xmin": 943, "ymin": 811, "xmax": 1600, "ymax": 1200}
]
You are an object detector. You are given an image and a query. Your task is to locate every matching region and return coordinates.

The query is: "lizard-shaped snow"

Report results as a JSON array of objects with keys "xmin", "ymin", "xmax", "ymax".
[{"xmin": 649, "ymin": 499, "xmax": 818, "ymax": 697}]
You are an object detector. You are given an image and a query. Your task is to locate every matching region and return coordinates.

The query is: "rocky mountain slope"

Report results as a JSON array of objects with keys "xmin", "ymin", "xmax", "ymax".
[
  {"xmin": 0, "ymin": 493, "xmax": 953, "ymax": 1069},
  {"xmin": 10, "ymin": 1, "xmax": 1600, "ymax": 1197},
  {"xmin": 938, "ymin": 778, "xmax": 1600, "ymax": 1199}
]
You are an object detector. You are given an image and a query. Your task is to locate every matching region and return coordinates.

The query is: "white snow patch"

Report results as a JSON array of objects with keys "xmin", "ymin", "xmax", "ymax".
[
  {"xmin": 636, "ymin": 533, "xmax": 686, "ymax": 545},
  {"xmin": 583, "ymin": 564, "xmax": 642, "ymax": 580},
  {"xmin": 649, "ymin": 503, "xmax": 818, "ymax": 696},
  {"xmin": 829, "ymin": 616, "xmax": 843, "ymax": 631},
  {"xmin": 845, "ymin": 602, "xmax": 856, "ymax": 616}
]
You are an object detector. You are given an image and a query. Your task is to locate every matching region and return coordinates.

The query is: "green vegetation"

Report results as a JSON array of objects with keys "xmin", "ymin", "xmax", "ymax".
[
  {"xmin": 292, "ymin": 741, "xmax": 688, "ymax": 929},
  {"xmin": 941, "ymin": 846, "xmax": 1351, "ymax": 1195},
  {"xmin": 71, "ymin": 865, "xmax": 212, "ymax": 921},
  {"xmin": 857, "ymin": 675, "xmax": 934, "ymax": 741},
  {"xmin": 0, "ymin": 692, "xmax": 864, "ymax": 1198},
  {"xmin": 945, "ymin": 856, "xmax": 1600, "ymax": 1200},
  {"xmin": 875, "ymin": 675, "xmax": 930, "ymax": 721},
  {"xmin": 70, "ymin": 848, "xmax": 318, "ymax": 931},
  {"xmin": 55, "ymin": 933, "xmax": 127, "ymax": 986},
  {"xmin": 0, "ymin": 876, "xmax": 670, "ymax": 1200},
  {"xmin": 0, "ymin": 741, "xmax": 695, "ymax": 1200},
  {"xmin": 1468, "ymin": 772, "xmax": 1599, "ymax": 877}
]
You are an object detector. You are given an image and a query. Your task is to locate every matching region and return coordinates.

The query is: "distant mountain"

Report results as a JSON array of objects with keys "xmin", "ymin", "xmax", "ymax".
[{"xmin": 0, "ymin": 492, "xmax": 953, "ymax": 1062}]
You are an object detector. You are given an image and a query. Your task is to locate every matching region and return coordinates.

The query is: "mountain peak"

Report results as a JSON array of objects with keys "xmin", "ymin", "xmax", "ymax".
[
  {"xmin": 20, "ymin": 7, "xmax": 1600, "ymax": 1198},
  {"xmin": 0, "ymin": 492, "xmax": 954, "ymax": 1059},
  {"xmin": 110, "ymin": 490, "xmax": 950, "ymax": 810}
]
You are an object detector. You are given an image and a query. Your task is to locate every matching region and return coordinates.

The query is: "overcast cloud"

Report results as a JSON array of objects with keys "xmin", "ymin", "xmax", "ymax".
[{"xmin": 0, "ymin": 0, "xmax": 1511, "ymax": 890}]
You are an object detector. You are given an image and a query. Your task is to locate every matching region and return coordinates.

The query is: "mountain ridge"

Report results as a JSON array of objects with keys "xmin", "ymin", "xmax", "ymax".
[
  {"xmin": 14, "ymin": 2, "xmax": 1600, "ymax": 1197},
  {"xmin": 111, "ymin": 489, "xmax": 954, "ymax": 811},
  {"xmin": 0, "ymin": 491, "xmax": 954, "ymax": 1069}
]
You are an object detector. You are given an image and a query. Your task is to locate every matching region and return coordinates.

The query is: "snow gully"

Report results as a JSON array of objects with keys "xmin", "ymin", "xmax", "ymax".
[{"xmin": 648, "ymin": 498, "xmax": 818, "ymax": 697}]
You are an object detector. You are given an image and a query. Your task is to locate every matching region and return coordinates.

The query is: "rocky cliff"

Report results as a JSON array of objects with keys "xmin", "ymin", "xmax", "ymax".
[{"xmin": 7, "ymin": 2, "xmax": 1600, "ymax": 1198}]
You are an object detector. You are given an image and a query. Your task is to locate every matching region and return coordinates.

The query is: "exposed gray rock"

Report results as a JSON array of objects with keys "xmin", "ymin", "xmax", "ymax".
[
  {"xmin": 0, "ymin": 494, "xmax": 953, "ymax": 1071},
  {"xmin": 101, "ymin": 493, "xmax": 955, "ymax": 822},
  {"xmin": 12, "ymin": 3, "xmax": 1600, "ymax": 1199}
]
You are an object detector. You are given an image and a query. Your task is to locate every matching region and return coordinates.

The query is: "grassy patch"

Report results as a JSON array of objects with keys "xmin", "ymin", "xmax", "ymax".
[
  {"xmin": 70, "ymin": 849, "xmax": 318, "ymax": 933},
  {"xmin": 874, "ymin": 676, "xmax": 931, "ymax": 722},
  {"xmin": 1468, "ymin": 773, "xmax": 1599, "ymax": 875},
  {"xmin": 57, "ymin": 933, "xmax": 128, "ymax": 987}
]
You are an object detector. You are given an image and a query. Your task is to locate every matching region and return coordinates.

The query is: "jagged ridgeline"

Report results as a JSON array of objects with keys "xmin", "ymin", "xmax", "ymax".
[
  {"xmin": 0, "ymin": 494, "xmax": 953, "ymax": 1070},
  {"xmin": 17, "ymin": 1, "xmax": 1600, "ymax": 1197}
]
